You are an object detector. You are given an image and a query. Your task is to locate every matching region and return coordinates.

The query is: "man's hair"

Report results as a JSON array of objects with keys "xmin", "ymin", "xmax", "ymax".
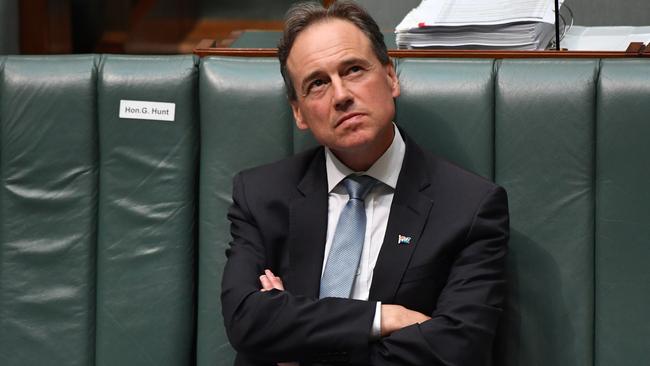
[{"xmin": 277, "ymin": 1, "xmax": 390, "ymax": 101}]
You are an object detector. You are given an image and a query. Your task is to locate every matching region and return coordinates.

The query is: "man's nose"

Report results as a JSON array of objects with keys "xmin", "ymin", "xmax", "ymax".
[{"xmin": 331, "ymin": 77, "xmax": 353, "ymax": 110}]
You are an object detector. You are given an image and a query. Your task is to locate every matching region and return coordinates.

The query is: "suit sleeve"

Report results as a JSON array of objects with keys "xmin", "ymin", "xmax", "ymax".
[
  {"xmin": 221, "ymin": 172, "xmax": 376, "ymax": 364},
  {"xmin": 369, "ymin": 185, "xmax": 509, "ymax": 366}
]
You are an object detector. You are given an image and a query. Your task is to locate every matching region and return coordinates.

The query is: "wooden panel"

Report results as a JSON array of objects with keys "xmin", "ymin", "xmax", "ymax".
[
  {"xmin": 19, "ymin": 0, "xmax": 72, "ymax": 54},
  {"xmin": 194, "ymin": 40, "xmax": 650, "ymax": 58}
]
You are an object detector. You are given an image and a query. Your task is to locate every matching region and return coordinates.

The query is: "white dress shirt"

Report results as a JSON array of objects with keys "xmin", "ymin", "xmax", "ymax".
[{"xmin": 323, "ymin": 124, "xmax": 406, "ymax": 338}]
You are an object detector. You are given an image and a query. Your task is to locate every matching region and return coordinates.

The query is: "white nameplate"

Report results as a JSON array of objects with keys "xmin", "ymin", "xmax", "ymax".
[{"xmin": 119, "ymin": 100, "xmax": 176, "ymax": 122}]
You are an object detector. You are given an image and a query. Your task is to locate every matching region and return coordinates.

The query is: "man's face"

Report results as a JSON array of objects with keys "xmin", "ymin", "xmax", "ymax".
[{"xmin": 286, "ymin": 19, "xmax": 400, "ymax": 162}]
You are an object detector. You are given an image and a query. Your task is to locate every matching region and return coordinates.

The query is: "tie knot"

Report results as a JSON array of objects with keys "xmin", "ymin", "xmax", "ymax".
[{"xmin": 342, "ymin": 175, "xmax": 377, "ymax": 200}]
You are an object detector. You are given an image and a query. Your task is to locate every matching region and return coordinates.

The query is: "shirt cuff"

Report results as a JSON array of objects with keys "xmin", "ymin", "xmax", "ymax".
[{"xmin": 370, "ymin": 301, "xmax": 382, "ymax": 340}]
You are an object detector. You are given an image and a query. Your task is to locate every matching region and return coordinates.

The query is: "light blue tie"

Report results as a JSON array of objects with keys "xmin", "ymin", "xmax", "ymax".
[{"xmin": 320, "ymin": 175, "xmax": 377, "ymax": 298}]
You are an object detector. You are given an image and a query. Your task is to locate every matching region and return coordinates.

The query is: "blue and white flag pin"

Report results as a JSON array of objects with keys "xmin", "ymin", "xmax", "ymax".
[{"xmin": 398, "ymin": 235, "xmax": 412, "ymax": 245}]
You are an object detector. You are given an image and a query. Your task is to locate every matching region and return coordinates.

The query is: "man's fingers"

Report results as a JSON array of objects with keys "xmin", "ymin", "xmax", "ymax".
[
  {"xmin": 259, "ymin": 274, "xmax": 274, "ymax": 291},
  {"xmin": 265, "ymin": 269, "xmax": 285, "ymax": 290},
  {"xmin": 380, "ymin": 304, "xmax": 431, "ymax": 337},
  {"xmin": 259, "ymin": 269, "xmax": 285, "ymax": 291}
]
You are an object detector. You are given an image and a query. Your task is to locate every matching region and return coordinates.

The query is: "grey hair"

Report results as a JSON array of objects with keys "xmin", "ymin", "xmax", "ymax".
[{"xmin": 277, "ymin": 1, "xmax": 390, "ymax": 101}]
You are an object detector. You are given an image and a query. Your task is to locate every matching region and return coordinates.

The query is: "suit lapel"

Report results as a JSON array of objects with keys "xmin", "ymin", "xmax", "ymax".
[
  {"xmin": 369, "ymin": 138, "xmax": 434, "ymax": 303},
  {"xmin": 288, "ymin": 149, "xmax": 329, "ymax": 298}
]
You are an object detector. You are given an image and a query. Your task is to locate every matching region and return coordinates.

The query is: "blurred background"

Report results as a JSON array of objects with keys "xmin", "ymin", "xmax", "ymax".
[{"xmin": 2, "ymin": 0, "xmax": 650, "ymax": 55}]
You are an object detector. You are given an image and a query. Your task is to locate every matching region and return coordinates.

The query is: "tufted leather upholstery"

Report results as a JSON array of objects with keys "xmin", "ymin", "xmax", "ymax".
[{"xmin": 1, "ymin": 55, "xmax": 649, "ymax": 366}]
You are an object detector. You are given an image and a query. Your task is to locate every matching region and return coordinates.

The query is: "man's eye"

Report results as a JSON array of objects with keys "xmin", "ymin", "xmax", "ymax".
[
  {"xmin": 344, "ymin": 65, "xmax": 365, "ymax": 76},
  {"xmin": 307, "ymin": 79, "xmax": 328, "ymax": 94},
  {"xmin": 349, "ymin": 66, "xmax": 362, "ymax": 73}
]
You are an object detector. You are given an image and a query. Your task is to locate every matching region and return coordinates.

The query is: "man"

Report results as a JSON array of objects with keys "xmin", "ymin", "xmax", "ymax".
[{"xmin": 221, "ymin": 1, "xmax": 509, "ymax": 365}]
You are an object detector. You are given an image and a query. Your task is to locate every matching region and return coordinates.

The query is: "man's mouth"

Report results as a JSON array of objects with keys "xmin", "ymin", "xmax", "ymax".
[{"xmin": 336, "ymin": 113, "xmax": 363, "ymax": 127}]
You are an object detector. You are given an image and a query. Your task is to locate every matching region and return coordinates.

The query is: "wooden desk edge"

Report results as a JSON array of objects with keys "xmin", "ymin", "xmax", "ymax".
[{"xmin": 194, "ymin": 40, "xmax": 650, "ymax": 58}]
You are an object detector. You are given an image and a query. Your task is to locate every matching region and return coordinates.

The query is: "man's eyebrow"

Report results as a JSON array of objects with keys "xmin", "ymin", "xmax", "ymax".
[
  {"xmin": 303, "ymin": 58, "xmax": 371, "ymax": 80},
  {"xmin": 339, "ymin": 57, "xmax": 372, "ymax": 69},
  {"xmin": 301, "ymin": 70, "xmax": 325, "ymax": 88},
  {"xmin": 299, "ymin": 57, "xmax": 374, "ymax": 93}
]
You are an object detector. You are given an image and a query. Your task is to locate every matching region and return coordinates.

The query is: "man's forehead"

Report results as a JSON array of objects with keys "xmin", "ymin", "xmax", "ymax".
[{"xmin": 287, "ymin": 19, "xmax": 374, "ymax": 73}]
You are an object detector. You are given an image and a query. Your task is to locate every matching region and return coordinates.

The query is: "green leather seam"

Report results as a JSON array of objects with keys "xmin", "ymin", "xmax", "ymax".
[
  {"xmin": 92, "ymin": 53, "xmax": 102, "ymax": 366},
  {"xmin": 0, "ymin": 55, "xmax": 4, "ymax": 294},
  {"xmin": 491, "ymin": 58, "xmax": 500, "ymax": 182},
  {"xmin": 591, "ymin": 59, "xmax": 603, "ymax": 365}
]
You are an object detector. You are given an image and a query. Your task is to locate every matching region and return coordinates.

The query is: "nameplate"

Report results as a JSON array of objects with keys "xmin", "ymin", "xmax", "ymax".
[{"xmin": 119, "ymin": 100, "xmax": 176, "ymax": 122}]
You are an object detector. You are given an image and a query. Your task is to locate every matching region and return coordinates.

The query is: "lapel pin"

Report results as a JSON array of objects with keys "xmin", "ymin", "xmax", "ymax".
[{"xmin": 398, "ymin": 235, "xmax": 412, "ymax": 245}]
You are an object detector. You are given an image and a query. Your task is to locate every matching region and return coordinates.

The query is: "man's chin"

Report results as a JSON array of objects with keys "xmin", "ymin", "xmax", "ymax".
[{"xmin": 330, "ymin": 135, "xmax": 374, "ymax": 152}]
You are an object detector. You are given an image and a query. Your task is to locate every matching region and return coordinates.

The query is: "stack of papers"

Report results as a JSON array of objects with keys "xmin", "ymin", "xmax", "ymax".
[
  {"xmin": 561, "ymin": 26, "xmax": 650, "ymax": 51},
  {"xmin": 395, "ymin": 0, "xmax": 563, "ymax": 50}
]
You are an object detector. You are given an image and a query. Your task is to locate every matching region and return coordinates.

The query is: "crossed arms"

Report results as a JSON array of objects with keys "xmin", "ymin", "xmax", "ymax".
[{"xmin": 221, "ymin": 170, "xmax": 509, "ymax": 365}]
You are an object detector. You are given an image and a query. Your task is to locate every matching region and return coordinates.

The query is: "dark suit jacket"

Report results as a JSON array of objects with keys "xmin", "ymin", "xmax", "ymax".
[{"xmin": 221, "ymin": 134, "xmax": 509, "ymax": 366}]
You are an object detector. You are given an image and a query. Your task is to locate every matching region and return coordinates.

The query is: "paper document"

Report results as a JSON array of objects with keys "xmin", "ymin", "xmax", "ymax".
[
  {"xmin": 562, "ymin": 26, "xmax": 650, "ymax": 51},
  {"xmin": 397, "ymin": 0, "xmax": 557, "ymax": 29},
  {"xmin": 395, "ymin": 0, "xmax": 564, "ymax": 50}
]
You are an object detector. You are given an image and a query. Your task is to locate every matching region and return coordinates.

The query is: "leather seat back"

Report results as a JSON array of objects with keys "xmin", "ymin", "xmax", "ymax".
[
  {"xmin": 0, "ymin": 55, "xmax": 198, "ymax": 366},
  {"xmin": 1, "ymin": 55, "xmax": 650, "ymax": 366}
]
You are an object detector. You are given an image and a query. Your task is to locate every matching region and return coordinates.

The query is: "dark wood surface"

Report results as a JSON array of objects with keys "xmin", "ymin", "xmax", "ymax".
[
  {"xmin": 194, "ymin": 38, "xmax": 650, "ymax": 58},
  {"xmin": 20, "ymin": 0, "xmax": 72, "ymax": 54},
  {"xmin": 18, "ymin": 0, "xmax": 332, "ymax": 54}
]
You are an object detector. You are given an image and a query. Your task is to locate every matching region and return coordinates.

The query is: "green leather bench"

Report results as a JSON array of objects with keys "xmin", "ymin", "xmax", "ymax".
[{"xmin": 1, "ymin": 54, "xmax": 649, "ymax": 366}]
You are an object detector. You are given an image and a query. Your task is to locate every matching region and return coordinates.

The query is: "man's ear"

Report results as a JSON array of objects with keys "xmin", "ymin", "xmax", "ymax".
[
  {"xmin": 291, "ymin": 101, "xmax": 308, "ymax": 130},
  {"xmin": 385, "ymin": 62, "xmax": 400, "ymax": 98}
]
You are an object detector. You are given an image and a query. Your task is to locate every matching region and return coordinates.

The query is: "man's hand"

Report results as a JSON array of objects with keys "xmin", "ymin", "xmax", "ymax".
[
  {"xmin": 380, "ymin": 304, "xmax": 431, "ymax": 337},
  {"xmin": 259, "ymin": 270, "xmax": 297, "ymax": 366},
  {"xmin": 259, "ymin": 269, "xmax": 285, "ymax": 291}
]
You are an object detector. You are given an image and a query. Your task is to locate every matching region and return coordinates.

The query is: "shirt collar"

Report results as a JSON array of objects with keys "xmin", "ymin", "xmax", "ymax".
[{"xmin": 325, "ymin": 124, "xmax": 405, "ymax": 192}]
